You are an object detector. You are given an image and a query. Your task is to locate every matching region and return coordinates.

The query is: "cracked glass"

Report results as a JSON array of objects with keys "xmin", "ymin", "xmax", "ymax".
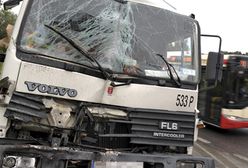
[{"xmin": 19, "ymin": 0, "xmax": 199, "ymax": 83}]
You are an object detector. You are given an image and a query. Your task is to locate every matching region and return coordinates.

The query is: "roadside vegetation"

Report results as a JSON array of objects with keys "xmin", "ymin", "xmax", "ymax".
[
  {"xmin": 0, "ymin": 9, "xmax": 17, "ymax": 53},
  {"xmin": 0, "ymin": 9, "xmax": 16, "ymax": 73}
]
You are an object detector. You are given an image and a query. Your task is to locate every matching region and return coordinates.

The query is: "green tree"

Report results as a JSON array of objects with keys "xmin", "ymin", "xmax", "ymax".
[
  {"xmin": 0, "ymin": 9, "xmax": 17, "ymax": 53},
  {"xmin": 0, "ymin": 9, "xmax": 17, "ymax": 39}
]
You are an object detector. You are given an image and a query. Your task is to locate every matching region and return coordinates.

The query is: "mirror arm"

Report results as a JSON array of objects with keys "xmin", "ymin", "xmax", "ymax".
[{"xmin": 201, "ymin": 34, "xmax": 222, "ymax": 53}]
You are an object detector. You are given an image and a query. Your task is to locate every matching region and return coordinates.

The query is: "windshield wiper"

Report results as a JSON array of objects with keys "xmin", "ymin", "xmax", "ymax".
[
  {"xmin": 113, "ymin": 0, "xmax": 128, "ymax": 4},
  {"xmin": 44, "ymin": 24, "xmax": 111, "ymax": 80},
  {"xmin": 110, "ymin": 79, "xmax": 132, "ymax": 87},
  {"xmin": 156, "ymin": 54, "xmax": 181, "ymax": 87},
  {"xmin": 43, "ymin": 25, "xmax": 167, "ymax": 88}
]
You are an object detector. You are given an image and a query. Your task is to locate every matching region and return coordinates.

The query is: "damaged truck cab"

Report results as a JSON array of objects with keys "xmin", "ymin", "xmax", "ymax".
[{"xmin": 0, "ymin": 0, "xmax": 222, "ymax": 167}]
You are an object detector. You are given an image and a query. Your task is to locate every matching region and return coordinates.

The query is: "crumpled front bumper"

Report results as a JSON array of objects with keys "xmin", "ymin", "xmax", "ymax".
[{"xmin": 0, "ymin": 144, "xmax": 215, "ymax": 168}]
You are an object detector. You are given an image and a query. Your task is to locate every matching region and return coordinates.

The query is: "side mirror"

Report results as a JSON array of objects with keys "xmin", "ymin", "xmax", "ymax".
[
  {"xmin": 0, "ymin": 53, "xmax": 6, "ymax": 62},
  {"xmin": 3, "ymin": 0, "xmax": 22, "ymax": 10},
  {"xmin": 206, "ymin": 52, "xmax": 223, "ymax": 82}
]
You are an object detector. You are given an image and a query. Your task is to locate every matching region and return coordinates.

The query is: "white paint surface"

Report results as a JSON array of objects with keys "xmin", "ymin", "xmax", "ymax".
[{"xmin": 16, "ymin": 62, "xmax": 198, "ymax": 112}]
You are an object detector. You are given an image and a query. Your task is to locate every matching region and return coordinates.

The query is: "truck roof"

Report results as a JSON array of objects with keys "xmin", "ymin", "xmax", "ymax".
[{"xmin": 128, "ymin": 0, "xmax": 176, "ymax": 11}]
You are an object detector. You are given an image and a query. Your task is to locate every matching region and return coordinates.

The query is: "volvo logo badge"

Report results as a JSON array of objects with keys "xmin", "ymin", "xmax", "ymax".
[{"xmin": 25, "ymin": 81, "xmax": 78, "ymax": 97}]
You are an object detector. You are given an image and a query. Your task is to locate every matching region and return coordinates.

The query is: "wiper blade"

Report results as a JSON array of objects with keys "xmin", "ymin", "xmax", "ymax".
[
  {"xmin": 113, "ymin": 0, "xmax": 128, "ymax": 4},
  {"xmin": 110, "ymin": 74, "xmax": 167, "ymax": 87},
  {"xmin": 156, "ymin": 54, "xmax": 181, "ymax": 87},
  {"xmin": 44, "ymin": 24, "xmax": 110, "ymax": 80},
  {"xmin": 110, "ymin": 79, "xmax": 132, "ymax": 87}
]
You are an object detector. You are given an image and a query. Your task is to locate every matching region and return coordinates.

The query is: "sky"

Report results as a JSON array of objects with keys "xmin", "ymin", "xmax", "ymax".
[
  {"xmin": 6, "ymin": 0, "xmax": 248, "ymax": 53},
  {"xmin": 166, "ymin": 0, "xmax": 248, "ymax": 53}
]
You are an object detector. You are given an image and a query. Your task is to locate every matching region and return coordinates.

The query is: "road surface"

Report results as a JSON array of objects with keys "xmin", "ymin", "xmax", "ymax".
[{"xmin": 194, "ymin": 126, "xmax": 248, "ymax": 168}]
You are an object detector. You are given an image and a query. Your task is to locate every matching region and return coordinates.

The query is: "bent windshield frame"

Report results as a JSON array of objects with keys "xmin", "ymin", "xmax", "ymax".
[{"xmin": 17, "ymin": 0, "xmax": 200, "ymax": 84}]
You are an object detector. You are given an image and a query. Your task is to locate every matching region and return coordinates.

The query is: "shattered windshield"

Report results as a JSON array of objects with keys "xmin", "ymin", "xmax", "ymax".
[{"xmin": 19, "ymin": 0, "xmax": 199, "ymax": 83}]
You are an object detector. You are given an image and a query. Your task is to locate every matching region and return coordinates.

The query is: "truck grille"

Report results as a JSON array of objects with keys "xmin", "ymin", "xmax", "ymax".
[
  {"xmin": 4, "ymin": 92, "xmax": 195, "ymax": 149},
  {"xmin": 129, "ymin": 109, "xmax": 195, "ymax": 147},
  {"xmin": 4, "ymin": 92, "xmax": 48, "ymax": 122}
]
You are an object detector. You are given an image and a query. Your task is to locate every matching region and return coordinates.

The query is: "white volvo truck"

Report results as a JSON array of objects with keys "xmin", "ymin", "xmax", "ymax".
[{"xmin": 0, "ymin": 0, "xmax": 223, "ymax": 167}]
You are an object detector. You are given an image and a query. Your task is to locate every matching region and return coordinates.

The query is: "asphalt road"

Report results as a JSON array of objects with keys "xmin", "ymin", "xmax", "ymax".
[{"xmin": 193, "ymin": 126, "xmax": 248, "ymax": 168}]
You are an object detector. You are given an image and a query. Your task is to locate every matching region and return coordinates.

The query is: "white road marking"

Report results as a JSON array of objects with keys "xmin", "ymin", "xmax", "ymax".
[
  {"xmin": 195, "ymin": 143, "xmax": 229, "ymax": 168},
  {"xmin": 197, "ymin": 137, "xmax": 211, "ymax": 144},
  {"xmin": 219, "ymin": 152, "xmax": 247, "ymax": 168},
  {"xmin": 233, "ymin": 154, "xmax": 248, "ymax": 162}
]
